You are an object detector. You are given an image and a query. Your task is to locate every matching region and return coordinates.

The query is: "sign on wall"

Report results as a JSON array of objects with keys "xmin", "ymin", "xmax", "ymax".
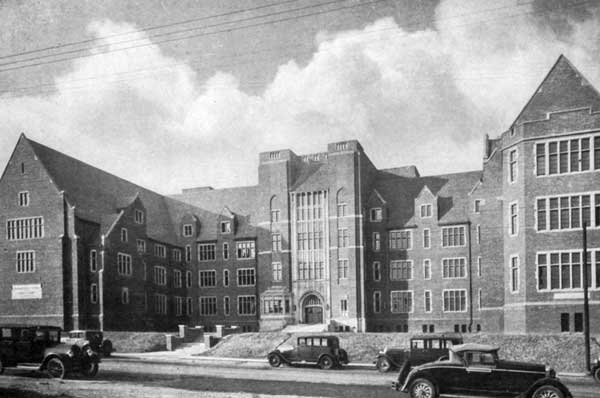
[{"xmin": 11, "ymin": 284, "xmax": 42, "ymax": 300}]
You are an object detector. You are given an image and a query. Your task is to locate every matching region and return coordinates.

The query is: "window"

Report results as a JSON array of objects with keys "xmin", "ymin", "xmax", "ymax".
[
  {"xmin": 423, "ymin": 259, "xmax": 431, "ymax": 280},
  {"xmin": 223, "ymin": 269, "xmax": 230, "ymax": 287},
  {"xmin": 222, "ymin": 242, "xmax": 229, "ymax": 260},
  {"xmin": 510, "ymin": 256, "xmax": 519, "ymax": 292},
  {"xmin": 372, "ymin": 232, "xmax": 381, "ymax": 251},
  {"xmin": 391, "ymin": 291, "xmax": 413, "ymax": 313},
  {"xmin": 137, "ymin": 239, "xmax": 146, "ymax": 253},
  {"xmin": 537, "ymin": 136, "xmax": 599, "ymax": 176},
  {"xmin": 199, "ymin": 297, "xmax": 217, "ymax": 315},
  {"xmin": 424, "ymin": 290, "xmax": 432, "ymax": 313},
  {"xmin": 373, "ymin": 261, "xmax": 381, "ymax": 281},
  {"xmin": 537, "ymin": 250, "xmax": 600, "ymax": 291},
  {"xmin": 474, "ymin": 199, "xmax": 482, "ymax": 213},
  {"xmin": 238, "ymin": 295, "xmax": 256, "ymax": 315},
  {"xmin": 134, "ymin": 209, "xmax": 144, "ymax": 224},
  {"xmin": 389, "ymin": 230, "xmax": 412, "ymax": 250},
  {"xmin": 560, "ymin": 313, "xmax": 570, "ymax": 332},
  {"xmin": 509, "ymin": 149, "xmax": 517, "ymax": 183},
  {"xmin": 442, "ymin": 226, "xmax": 465, "ymax": 247},
  {"xmin": 154, "ymin": 244, "xmax": 166, "ymax": 258},
  {"xmin": 174, "ymin": 269, "xmax": 182, "ymax": 288},
  {"xmin": 510, "ymin": 202, "xmax": 518, "ymax": 236},
  {"xmin": 272, "ymin": 234, "xmax": 282, "ymax": 252},
  {"xmin": 271, "ymin": 209, "xmax": 280, "ymax": 223},
  {"xmin": 175, "ymin": 297, "xmax": 184, "ymax": 316},
  {"xmin": 16, "ymin": 251, "xmax": 35, "ymax": 273},
  {"xmin": 370, "ymin": 208, "xmax": 382, "ymax": 221},
  {"xmin": 120, "ymin": 228, "xmax": 128, "ymax": 243},
  {"xmin": 6, "ymin": 217, "xmax": 44, "ymax": 240},
  {"xmin": 153, "ymin": 266, "xmax": 166, "ymax": 285},
  {"xmin": 18, "ymin": 191, "xmax": 29, "ymax": 207},
  {"xmin": 237, "ymin": 268, "xmax": 256, "ymax": 286},
  {"xmin": 478, "ymin": 289, "xmax": 482, "ymax": 309},
  {"xmin": 198, "ymin": 243, "xmax": 216, "ymax": 261},
  {"xmin": 537, "ymin": 194, "xmax": 593, "ymax": 231},
  {"xmin": 338, "ymin": 259, "xmax": 349, "ymax": 279},
  {"xmin": 574, "ymin": 312, "xmax": 583, "ymax": 332},
  {"xmin": 186, "ymin": 270, "xmax": 192, "ymax": 288},
  {"xmin": 390, "ymin": 260, "xmax": 412, "ymax": 280},
  {"xmin": 272, "ymin": 262, "xmax": 282, "ymax": 281},
  {"xmin": 90, "ymin": 284, "xmax": 98, "ymax": 303},
  {"xmin": 373, "ymin": 291, "xmax": 381, "ymax": 313},
  {"xmin": 117, "ymin": 253, "xmax": 132, "ymax": 276},
  {"xmin": 173, "ymin": 249, "xmax": 181, "ymax": 262},
  {"xmin": 442, "ymin": 258, "xmax": 466, "ymax": 278},
  {"xmin": 477, "ymin": 257, "xmax": 482, "ymax": 277},
  {"xmin": 154, "ymin": 294, "xmax": 167, "ymax": 315},
  {"xmin": 262, "ymin": 298, "xmax": 288, "ymax": 315},
  {"xmin": 224, "ymin": 296, "xmax": 230, "ymax": 316},
  {"xmin": 183, "ymin": 224, "xmax": 193, "ymax": 237},
  {"xmin": 337, "ymin": 202, "xmax": 347, "ymax": 217},
  {"xmin": 186, "ymin": 297, "xmax": 193, "ymax": 316},
  {"xmin": 236, "ymin": 241, "xmax": 255, "ymax": 259},
  {"xmin": 423, "ymin": 229, "xmax": 430, "ymax": 249},
  {"xmin": 476, "ymin": 225, "xmax": 481, "ymax": 244},
  {"xmin": 337, "ymin": 229, "xmax": 349, "ymax": 248},
  {"xmin": 199, "ymin": 270, "xmax": 216, "ymax": 287},
  {"xmin": 420, "ymin": 204, "xmax": 432, "ymax": 218},
  {"xmin": 89, "ymin": 250, "xmax": 97, "ymax": 272},
  {"xmin": 185, "ymin": 245, "xmax": 191, "ymax": 262},
  {"xmin": 340, "ymin": 299, "xmax": 348, "ymax": 316},
  {"xmin": 220, "ymin": 221, "xmax": 231, "ymax": 234},
  {"xmin": 121, "ymin": 287, "xmax": 129, "ymax": 304},
  {"xmin": 443, "ymin": 290, "xmax": 467, "ymax": 312}
]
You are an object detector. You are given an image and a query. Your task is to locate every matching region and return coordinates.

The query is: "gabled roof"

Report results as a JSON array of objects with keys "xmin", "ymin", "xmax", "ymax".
[{"xmin": 512, "ymin": 55, "xmax": 600, "ymax": 126}]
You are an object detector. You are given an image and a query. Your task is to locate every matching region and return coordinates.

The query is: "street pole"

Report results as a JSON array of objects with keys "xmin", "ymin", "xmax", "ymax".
[{"xmin": 583, "ymin": 222, "xmax": 590, "ymax": 372}]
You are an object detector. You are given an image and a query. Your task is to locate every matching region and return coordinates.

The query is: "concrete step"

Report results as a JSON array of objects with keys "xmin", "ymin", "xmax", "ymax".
[
  {"xmin": 175, "ymin": 342, "xmax": 207, "ymax": 355},
  {"xmin": 281, "ymin": 323, "xmax": 327, "ymax": 333}
]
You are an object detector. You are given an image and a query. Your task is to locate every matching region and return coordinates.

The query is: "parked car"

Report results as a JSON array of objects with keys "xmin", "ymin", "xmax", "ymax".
[
  {"xmin": 61, "ymin": 330, "xmax": 113, "ymax": 357},
  {"xmin": 592, "ymin": 357, "xmax": 600, "ymax": 383},
  {"xmin": 392, "ymin": 343, "xmax": 572, "ymax": 398},
  {"xmin": 268, "ymin": 335, "xmax": 349, "ymax": 370},
  {"xmin": 375, "ymin": 333, "xmax": 463, "ymax": 372},
  {"xmin": 0, "ymin": 325, "xmax": 100, "ymax": 379}
]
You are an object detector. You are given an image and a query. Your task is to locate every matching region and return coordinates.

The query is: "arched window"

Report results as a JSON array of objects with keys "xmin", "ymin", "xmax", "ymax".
[{"xmin": 270, "ymin": 195, "xmax": 280, "ymax": 223}]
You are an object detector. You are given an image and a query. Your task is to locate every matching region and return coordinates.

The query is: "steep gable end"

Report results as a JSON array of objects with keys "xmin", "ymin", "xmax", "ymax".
[{"xmin": 513, "ymin": 55, "xmax": 600, "ymax": 126}]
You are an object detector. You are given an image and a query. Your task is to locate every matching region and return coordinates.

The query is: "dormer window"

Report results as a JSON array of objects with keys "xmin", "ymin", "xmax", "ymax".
[
  {"xmin": 221, "ymin": 221, "xmax": 231, "ymax": 234},
  {"xmin": 134, "ymin": 209, "xmax": 144, "ymax": 224},
  {"xmin": 420, "ymin": 204, "xmax": 432, "ymax": 218},
  {"xmin": 18, "ymin": 191, "xmax": 29, "ymax": 207},
  {"xmin": 183, "ymin": 224, "xmax": 193, "ymax": 237},
  {"xmin": 370, "ymin": 208, "xmax": 382, "ymax": 222},
  {"xmin": 474, "ymin": 200, "xmax": 482, "ymax": 213},
  {"xmin": 120, "ymin": 228, "xmax": 128, "ymax": 243}
]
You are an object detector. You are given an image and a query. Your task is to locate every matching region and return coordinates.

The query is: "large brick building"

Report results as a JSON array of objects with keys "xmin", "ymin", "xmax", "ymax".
[{"xmin": 1, "ymin": 55, "xmax": 598, "ymax": 334}]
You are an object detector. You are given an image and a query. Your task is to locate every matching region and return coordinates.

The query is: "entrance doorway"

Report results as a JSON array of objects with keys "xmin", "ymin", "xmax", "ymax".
[{"xmin": 302, "ymin": 294, "xmax": 323, "ymax": 324}]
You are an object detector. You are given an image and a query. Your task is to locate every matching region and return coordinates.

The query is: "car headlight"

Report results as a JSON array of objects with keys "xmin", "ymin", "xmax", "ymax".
[{"xmin": 545, "ymin": 365, "xmax": 556, "ymax": 378}]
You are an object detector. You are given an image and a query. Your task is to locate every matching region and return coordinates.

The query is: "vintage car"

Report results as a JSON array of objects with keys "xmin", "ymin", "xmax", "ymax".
[
  {"xmin": 0, "ymin": 325, "xmax": 100, "ymax": 379},
  {"xmin": 375, "ymin": 333, "xmax": 463, "ymax": 372},
  {"xmin": 267, "ymin": 335, "xmax": 349, "ymax": 369},
  {"xmin": 593, "ymin": 357, "xmax": 600, "ymax": 383},
  {"xmin": 393, "ymin": 343, "xmax": 572, "ymax": 398},
  {"xmin": 61, "ymin": 330, "xmax": 113, "ymax": 357}
]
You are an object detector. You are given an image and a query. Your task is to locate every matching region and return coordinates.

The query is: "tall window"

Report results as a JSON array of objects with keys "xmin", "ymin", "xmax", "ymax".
[
  {"xmin": 186, "ymin": 297, "xmax": 193, "ymax": 316},
  {"xmin": 175, "ymin": 296, "xmax": 184, "ymax": 316},
  {"xmin": 272, "ymin": 234, "xmax": 282, "ymax": 252},
  {"xmin": 424, "ymin": 290, "xmax": 432, "ymax": 313},
  {"xmin": 199, "ymin": 270, "xmax": 217, "ymax": 287},
  {"xmin": 154, "ymin": 294, "xmax": 167, "ymax": 315},
  {"xmin": 340, "ymin": 299, "xmax": 348, "ymax": 315},
  {"xmin": 121, "ymin": 287, "xmax": 130, "ymax": 304},
  {"xmin": 338, "ymin": 259, "xmax": 349, "ymax": 279},
  {"xmin": 198, "ymin": 243, "xmax": 216, "ymax": 261},
  {"xmin": 120, "ymin": 228, "xmax": 128, "ymax": 243},
  {"xmin": 237, "ymin": 268, "xmax": 256, "ymax": 286},
  {"xmin": 16, "ymin": 251, "xmax": 35, "ymax": 273},
  {"xmin": 90, "ymin": 284, "xmax": 98, "ymax": 303},
  {"xmin": 373, "ymin": 291, "xmax": 381, "ymax": 313},
  {"xmin": 134, "ymin": 209, "xmax": 144, "ymax": 224},
  {"xmin": 389, "ymin": 230, "xmax": 412, "ymax": 250},
  {"xmin": 173, "ymin": 249, "xmax": 181, "ymax": 262},
  {"xmin": 173, "ymin": 269, "xmax": 182, "ymax": 288},
  {"xmin": 391, "ymin": 291, "xmax": 413, "ymax": 313},
  {"xmin": 117, "ymin": 253, "xmax": 132, "ymax": 276},
  {"xmin": 372, "ymin": 232, "xmax": 381, "ymax": 251},
  {"xmin": 420, "ymin": 204, "xmax": 432, "ymax": 218},
  {"xmin": 537, "ymin": 194, "xmax": 593, "ymax": 231},
  {"xmin": 338, "ymin": 229, "xmax": 349, "ymax": 248},
  {"xmin": 153, "ymin": 266, "xmax": 166, "ymax": 285},
  {"xmin": 271, "ymin": 209, "xmax": 280, "ymax": 223},
  {"xmin": 474, "ymin": 199, "xmax": 482, "ymax": 213},
  {"xmin": 236, "ymin": 241, "xmax": 255, "ymax": 259},
  {"xmin": 373, "ymin": 261, "xmax": 381, "ymax": 281},
  {"xmin": 509, "ymin": 149, "xmax": 517, "ymax": 183},
  {"xmin": 238, "ymin": 295, "xmax": 256, "ymax": 315},
  {"xmin": 442, "ymin": 226, "xmax": 465, "ymax": 247},
  {"xmin": 18, "ymin": 191, "xmax": 29, "ymax": 207},
  {"xmin": 224, "ymin": 296, "xmax": 230, "ymax": 316},
  {"xmin": 370, "ymin": 208, "xmax": 382, "ymax": 221},
  {"xmin": 186, "ymin": 270, "xmax": 192, "ymax": 288},
  {"xmin": 536, "ymin": 136, "xmax": 599, "ymax": 176},
  {"xmin": 223, "ymin": 242, "xmax": 229, "ymax": 260},
  {"xmin": 199, "ymin": 297, "xmax": 217, "ymax": 315},
  {"xmin": 390, "ymin": 260, "xmax": 412, "ymax": 280},
  {"xmin": 442, "ymin": 258, "xmax": 466, "ymax": 278},
  {"xmin": 443, "ymin": 290, "xmax": 467, "ymax": 312},
  {"xmin": 220, "ymin": 221, "xmax": 231, "ymax": 233},
  {"xmin": 336, "ymin": 189, "xmax": 347, "ymax": 217},
  {"xmin": 510, "ymin": 256, "xmax": 519, "ymax": 292},
  {"xmin": 510, "ymin": 202, "xmax": 518, "ymax": 236},
  {"xmin": 183, "ymin": 224, "xmax": 193, "ymax": 237},
  {"xmin": 476, "ymin": 225, "xmax": 481, "ymax": 244},
  {"xmin": 478, "ymin": 256, "xmax": 482, "ymax": 277},
  {"xmin": 6, "ymin": 217, "xmax": 44, "ymax": 240},
  {"xmin": 294, "ymin": 191, "xmax": 326, "ymax": 281},
  {"xmin": 423, "ymin": 259, "xmax": 431, "ymax": 279},
  {"xmin": 272, "ymin": 262, "xmax": 282, "ymax": 281},
  {"xmin": 137, "ymin": 239, "xmax": 146, "ymax": 253},
  {"xmin": 423, "ymin": 229, "xmax": 430, "ymax": 249},
  {"xmin": 154, "ymin": 244, "xmax": 166, "ymax": 258},
  {"xmin": 90, "ymin": 250, "xmax": 97, "ymax": 272},
  {"xmin": 185, "ymin": 245, "xmax": 191, "ymax": 262},
  {"xmin": 223, "ymin": 269, "xmax": 230, "ymax": 287}
]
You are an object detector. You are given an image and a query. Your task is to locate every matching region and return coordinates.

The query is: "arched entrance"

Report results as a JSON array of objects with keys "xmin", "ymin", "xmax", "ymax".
[{"xmin": 302, "ymin": 294, "xmax": 323, "ymax": 324}]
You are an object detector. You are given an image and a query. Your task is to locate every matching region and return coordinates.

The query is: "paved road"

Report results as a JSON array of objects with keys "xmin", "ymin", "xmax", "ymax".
[{"xmin": 0, "ymin": 356, "xmax": 597, "ymax": 398}]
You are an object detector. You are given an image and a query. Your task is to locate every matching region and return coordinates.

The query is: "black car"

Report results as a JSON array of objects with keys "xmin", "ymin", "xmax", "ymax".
[
  {"xmin": 393, "ymin": 343, "xmax": 571, "ymax": 398},
  {"xmin": 62, "ymin": 330, "xmax": 113, "ymax": 357},
  {"xmin": 268, "ymin": 335, "xmax": 349, "ymax": 370},
  {"xmin": 0, "ymin": 325, "xmax": 100, "ymax": 379},
  {"xmin": 375, "ymin": 333, "xmax": 462, "ymax": 372},
  {"xmin": 592, "ymin": 357, "xmax": 600, "ymax": 383}
]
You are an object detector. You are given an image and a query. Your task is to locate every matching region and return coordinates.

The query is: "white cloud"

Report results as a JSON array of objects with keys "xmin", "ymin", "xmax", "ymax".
[{"xmin": 1, "ymin": 1, "xmax": 600, "ymax": 193}]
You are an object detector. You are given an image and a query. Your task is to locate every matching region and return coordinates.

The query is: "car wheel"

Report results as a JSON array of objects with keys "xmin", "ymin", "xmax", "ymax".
[
  {"xmin": 46, "ymin": 358, "xmax": 67, "ymax": 379},
  {"xmin": 377, "ymin": 357, "xmax": 392, "ymax": 373},
  {"xmin": 593, "ymin": 367, "xmax": 600, "ymax": 383},
  {"xmin": 268, "ymin": 354, "xmax": 282, "ymax": 368},
  {"xmin": 81, "ymin": 361, "xmax": 99, "ymax": 378},
  {"xmin": 318, "ymin": 355, "xmax": 334, "ymax": 370},
  {"xmin": 409, "ymin": 378, "xmax": 437, "ymax": 398},
  {"xmin": 532, "ymin": 385, "xmax": 564, "ymax": 398},
  {"xmin": 101, "ymin": 340, "xmax": 113, "ymax": 357}
]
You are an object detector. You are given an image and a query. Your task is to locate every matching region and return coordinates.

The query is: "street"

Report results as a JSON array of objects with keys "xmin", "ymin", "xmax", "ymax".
[{"xmin": 0, "ymin": 356, "xmax": 597, "ymax": 398}]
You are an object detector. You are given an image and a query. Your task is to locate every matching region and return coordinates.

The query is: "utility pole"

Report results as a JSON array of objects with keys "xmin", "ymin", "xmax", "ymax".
[{"xmin": 583, "ymin": 222, "xmax": 590, "ymax": 372}]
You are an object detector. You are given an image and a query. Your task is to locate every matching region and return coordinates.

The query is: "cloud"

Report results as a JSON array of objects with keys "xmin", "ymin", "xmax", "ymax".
[{"xmin": 1, "ymin": 0, "xmax": 600, "ymax": 193}]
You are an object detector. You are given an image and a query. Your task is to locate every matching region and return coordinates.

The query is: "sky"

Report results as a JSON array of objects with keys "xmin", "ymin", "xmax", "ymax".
[{"xmin": 1, "ymin": 0, "xmax": 599, "ymax": 194}]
